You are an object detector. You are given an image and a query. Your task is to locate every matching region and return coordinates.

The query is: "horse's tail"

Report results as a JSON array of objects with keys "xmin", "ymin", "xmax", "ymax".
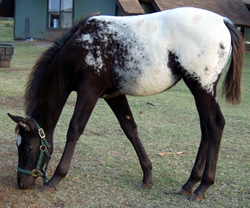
[{"xmin": 222, "ymin": 19, "xmax": 245, "ymax": 105}]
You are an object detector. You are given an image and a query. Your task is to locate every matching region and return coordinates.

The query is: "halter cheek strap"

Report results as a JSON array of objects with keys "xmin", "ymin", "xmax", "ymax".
[{"xmin": 17, "ymin": 118, "xmax": 51, "ymax": 185}]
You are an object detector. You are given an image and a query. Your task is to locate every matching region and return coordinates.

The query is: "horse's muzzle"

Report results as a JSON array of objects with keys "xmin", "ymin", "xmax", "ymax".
[{"xmin": 17, "ymin": 173, "xmax": 36, "ymax": 189}]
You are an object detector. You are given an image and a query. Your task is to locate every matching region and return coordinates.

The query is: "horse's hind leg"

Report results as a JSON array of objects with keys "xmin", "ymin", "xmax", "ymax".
[
  {"xmin": 105, "ymin": 95, "xmax": 153, "ymax": 189},
  {"xmin": 179, "ymin": 79, "xmax": 225, "ymax": 201}
]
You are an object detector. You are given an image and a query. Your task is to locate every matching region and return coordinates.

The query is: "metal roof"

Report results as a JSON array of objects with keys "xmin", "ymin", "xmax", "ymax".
[
  {"xmin": 151, "ymin": 0, "xmax": 250, "ymax": 27},
  {"xmin": 116, "ymin": 0, "xmax": 250, "ymax": 27},
  {"xmin": 115, "ymin": 0, "xmax": 145, "ymax": 15}
]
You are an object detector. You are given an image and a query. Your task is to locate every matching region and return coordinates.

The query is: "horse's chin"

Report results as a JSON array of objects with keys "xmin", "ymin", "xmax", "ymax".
[{"xmin": 17, "ymin": 173, "xmax": 36, "ymax": 189}]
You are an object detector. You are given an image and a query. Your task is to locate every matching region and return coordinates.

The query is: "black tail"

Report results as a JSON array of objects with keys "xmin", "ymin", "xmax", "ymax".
[{"xmin": 222, "ymin": 20, "xmax": 245, "ymax": 105}]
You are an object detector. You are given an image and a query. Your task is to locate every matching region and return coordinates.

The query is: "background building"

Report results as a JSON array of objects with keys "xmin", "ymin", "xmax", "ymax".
[{"xmin": 0, "ymin": 0, "xmax": 250, "ymax": 41}]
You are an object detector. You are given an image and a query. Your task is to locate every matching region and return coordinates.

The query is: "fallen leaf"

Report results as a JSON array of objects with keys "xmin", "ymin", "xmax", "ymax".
[{"xmin": 159, "ymin": 151, "xmax": 185, "ymax": 156}]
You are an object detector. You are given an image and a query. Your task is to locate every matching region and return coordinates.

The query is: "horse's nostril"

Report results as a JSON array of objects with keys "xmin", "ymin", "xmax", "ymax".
[{"xmin": 19, "ymin": 181, "xmax": 24, "ymax": 189}]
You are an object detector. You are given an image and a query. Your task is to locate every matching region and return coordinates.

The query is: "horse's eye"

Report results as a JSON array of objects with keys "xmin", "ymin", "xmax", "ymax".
[{"xmin": 25, "ymin": 146, "xmax": 33, "ymax": 153}]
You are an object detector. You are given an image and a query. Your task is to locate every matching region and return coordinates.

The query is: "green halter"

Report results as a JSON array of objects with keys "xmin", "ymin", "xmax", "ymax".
[{"xmin": 17, "ymin": 118, "xmax": 51, "ymax": 185}]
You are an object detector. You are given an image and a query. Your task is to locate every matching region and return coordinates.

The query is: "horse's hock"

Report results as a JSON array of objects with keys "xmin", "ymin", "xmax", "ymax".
[{"xmin": 0, "ymin": 44, "xmax": 15, "ymax": 68}]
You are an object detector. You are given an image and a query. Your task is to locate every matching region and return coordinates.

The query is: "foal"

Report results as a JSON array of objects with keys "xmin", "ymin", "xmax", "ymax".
[{"xmin": 9, "ymin": 7, "xmax": 244, "ymax": 201}]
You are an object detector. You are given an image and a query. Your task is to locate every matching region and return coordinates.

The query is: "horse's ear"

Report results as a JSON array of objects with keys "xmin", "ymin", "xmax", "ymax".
[
  {"xmin": 7, "ymin": 113, "xmax": 24, "ymax": 123},
  {"xmin": 8, "ymin": 113, "xmax": 31, "ymax": 132}
]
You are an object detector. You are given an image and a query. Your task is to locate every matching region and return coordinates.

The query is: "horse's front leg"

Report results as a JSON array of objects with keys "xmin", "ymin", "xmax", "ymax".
[
  {"xmin": 105, "ymin": 95, "xmax": 153, "ymax": 189},
  {"xmin": 42, "ymin": 92, "xmax": 99, "ymax": 193}
]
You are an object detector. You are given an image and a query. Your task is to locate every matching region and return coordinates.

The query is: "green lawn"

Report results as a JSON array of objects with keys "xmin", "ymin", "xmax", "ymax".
[{"xmin": 0, "ymin": 21, "xmax": 250, "ymax": 207}]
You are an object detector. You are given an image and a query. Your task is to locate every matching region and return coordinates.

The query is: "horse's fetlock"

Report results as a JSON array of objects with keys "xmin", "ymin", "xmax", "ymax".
[
  {"xmin": 141, "ymin": 160, "xmax": 152, "ymax": 170},
  {"xmin": 182, "ymin": 184, "xmax": 193, "ymax": 194}
]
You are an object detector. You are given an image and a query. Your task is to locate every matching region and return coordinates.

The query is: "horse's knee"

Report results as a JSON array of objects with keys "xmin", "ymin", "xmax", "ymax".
[
  {"xmin": 67, "ymin": 125, "xmax": 82, "ymax": 143},
  {"xmin": 55, "ymin": 165, "xmax": 70, "ymax": 178}
]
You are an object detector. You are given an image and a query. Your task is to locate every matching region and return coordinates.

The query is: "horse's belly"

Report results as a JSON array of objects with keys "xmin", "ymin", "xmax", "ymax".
[{"xmin": 114, "ymin": 65, "xmax": 178, "ymax": 96}]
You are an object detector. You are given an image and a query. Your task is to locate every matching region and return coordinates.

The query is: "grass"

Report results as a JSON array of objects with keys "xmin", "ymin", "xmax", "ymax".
[
  {"xmin": 0, "ymin": 21, "xmax": 250, "ymax": 207},
  {"xmin": 0, "ymin": 20, "xmax": 14, "ymax": 42}
]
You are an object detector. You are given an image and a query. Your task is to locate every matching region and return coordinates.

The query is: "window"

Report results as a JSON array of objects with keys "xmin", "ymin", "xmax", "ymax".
[{"xmin": 48, "ymin": 0, "xmax": 73, "ymax": 29}]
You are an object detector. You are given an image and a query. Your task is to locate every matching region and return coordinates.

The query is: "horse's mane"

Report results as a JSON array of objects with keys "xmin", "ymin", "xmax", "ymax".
[{"xmin": 24, "ymin": 14, "xmax": 97, "ymax": 116}]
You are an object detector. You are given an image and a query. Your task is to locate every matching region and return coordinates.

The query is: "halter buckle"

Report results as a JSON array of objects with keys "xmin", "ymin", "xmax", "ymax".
[{"xmin": 38, "ymin": 128, "xmax": 46, "ymax": 138}]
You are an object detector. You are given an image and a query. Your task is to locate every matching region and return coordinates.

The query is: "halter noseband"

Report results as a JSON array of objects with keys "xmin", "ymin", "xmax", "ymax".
[{"xmin": 17, "ymin": 118, "xmax": 51, "ymax": 184}]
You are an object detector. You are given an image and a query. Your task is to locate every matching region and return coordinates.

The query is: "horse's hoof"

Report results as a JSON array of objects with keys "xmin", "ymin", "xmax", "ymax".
[
  {"xmin": 140, "ymin": 182, "xmax": 153, "ymax": 189},
  {"xmin": 177, "ymin": 188, "xmax": 192, "ymax": 196},
  {"xmin": 190, "ymin": 193, "xmax": 205, "ymax": 201},
  {"xmin": 41, "ymin": 185, "xmax": 56, "ymax": 194}
]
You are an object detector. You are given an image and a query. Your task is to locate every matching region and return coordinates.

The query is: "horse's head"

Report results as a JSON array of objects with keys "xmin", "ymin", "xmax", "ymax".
[{"xmin": 8, "ymin": 114, "xmax": 51, "ymax": 189}]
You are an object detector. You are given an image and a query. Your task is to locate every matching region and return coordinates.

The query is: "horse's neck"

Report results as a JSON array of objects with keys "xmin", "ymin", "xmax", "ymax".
[{"xmin": 30, "ymin": 78, "xmax": 71, "ymax": 137}]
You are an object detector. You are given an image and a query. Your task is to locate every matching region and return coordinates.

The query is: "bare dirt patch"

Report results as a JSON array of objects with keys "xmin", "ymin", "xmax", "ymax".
[
  {"xmin": 11, "ymin": 40, "xmax": 53, "ymax": 48},
  {"xmin": 8, "ymin": 68, "xmax": 30, "ymax": 72},
  {"xmin": 0, "ymin": 96, "xmax": 24, "ymax": 111}
]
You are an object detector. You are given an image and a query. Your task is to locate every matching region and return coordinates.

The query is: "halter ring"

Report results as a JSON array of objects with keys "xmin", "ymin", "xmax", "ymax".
[
  {"xmin": 32, "ymin": 169, "xmax": 41, "ymax": 177},
  {"xmin": 40, "ymin": 145, "xmax": 47, "ymax": 151}
]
